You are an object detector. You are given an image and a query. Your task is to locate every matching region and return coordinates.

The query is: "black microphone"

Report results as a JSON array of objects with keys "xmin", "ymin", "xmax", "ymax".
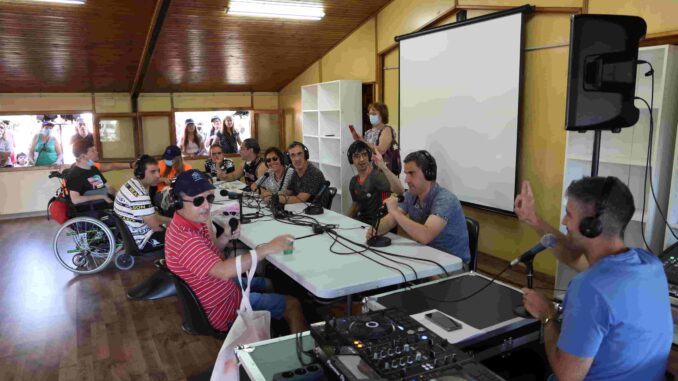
[
  {"xmin": 367, "ymin": 194, "xmax": 405, "ymax": 247},
  {"xmin": 312, "ymin": 180, "xmax": 331, "ymax": 205},
  {"xmin": 304, "ymin": 180, "xmax": 330, "ymax": 215},
  {"xmin": 510, "ymin": 234, "xmax": 557, "ymax": 266},
  {"xmin": 220, "ymin": 189, "xmax": 229, "ymax": 197},
  {"xmin": 221, "ymin": 159, "xmax": 235, "ymax": 174},
  {"xmin": 378, "ymin": 194, "xmax": 405, "ymax": 216},
  {"xmin": 228, "ymin": 216, "xmax": 239, "ymax": 236},
  {"xmin": 253, "ymin": 171, "xmax": 271, "ymax": 194}
]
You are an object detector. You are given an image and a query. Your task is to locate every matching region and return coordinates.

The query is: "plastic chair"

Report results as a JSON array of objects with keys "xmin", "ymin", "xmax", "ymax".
[{"xmin": 465, "ymin": 217, "xmax": 480, "ymax": 272}]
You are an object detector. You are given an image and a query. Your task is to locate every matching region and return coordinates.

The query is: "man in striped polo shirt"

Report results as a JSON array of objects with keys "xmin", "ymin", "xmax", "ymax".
[
  {"xmin": 165, "ymin": 170, "xmax": 307, "ymax": 334},
  {"xmin": 114, "ymin": 155, "xmax": 170, "ymax": 251}
]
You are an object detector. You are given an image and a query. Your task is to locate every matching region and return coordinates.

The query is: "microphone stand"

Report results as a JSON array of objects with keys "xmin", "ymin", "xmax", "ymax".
[
  {"xmin": 238, "ymin": 193, "xmax": 251, "ymax": 224},
  {"xmin": 366, "ymin": 208, "xmax": 391, "ymax": 247},
  {"xmin": 513, "ymin": 258, "xmax": 534, "ymax": 318}
]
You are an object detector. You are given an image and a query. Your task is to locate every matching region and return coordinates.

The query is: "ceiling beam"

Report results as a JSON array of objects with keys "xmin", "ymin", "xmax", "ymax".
[{"xmin": 131, "ymin": 0, "xmax": 172, "ymax": 111}]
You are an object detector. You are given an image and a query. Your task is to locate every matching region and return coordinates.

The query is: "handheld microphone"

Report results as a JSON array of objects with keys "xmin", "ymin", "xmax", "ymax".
[
  {"xmin": 368, "ymin": 195, "xmax": 405, "ymax": 247},
  {"xmin": 378, "ymin": 194, "xmax": 405, "ymax": 216},
  {"xmin": 221, "ymin": 159, "xmax": 235, "ymax": 174},
  {"xmin": 510, "ymin": 234, "xmax": 557, "ymax": 266},
  {"xmin": 220, "ymin": 189, "xmax": 229, "ymax": 197}
]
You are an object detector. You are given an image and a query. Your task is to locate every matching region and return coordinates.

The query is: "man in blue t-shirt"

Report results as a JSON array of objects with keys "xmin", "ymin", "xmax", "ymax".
[
  {"xmin": 515, "ymin": 176, "xmax": 672, "ymax": 381},
  {"xmin": 367, "ymin": 150, "xmax": 470, "ymax": 264}
]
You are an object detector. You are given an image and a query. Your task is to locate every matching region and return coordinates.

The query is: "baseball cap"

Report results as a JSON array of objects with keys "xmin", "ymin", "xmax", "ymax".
[
  {"xmin": 173, "ymin": 169, "xmax": 215, "ymax": 197},
  {"xmin": 210, "ymin": 116, "xmax": 221, "ymax": 123},
  {"xmin": 184, "ymin": 118, "xmax": 195, "ymax": 126},
  {"xmin": 162, "ymin": 145, "xmax": 182, "ymax": 160},
  {"xmin": 42, "ymin": 120, "xmax": 55, "ymax": 127}
]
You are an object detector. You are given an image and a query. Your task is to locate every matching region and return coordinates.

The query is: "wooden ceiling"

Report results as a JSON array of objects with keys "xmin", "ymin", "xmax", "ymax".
[{"xmin": 0, "ymin": 0, "xmax": 391, "ymax": 93}]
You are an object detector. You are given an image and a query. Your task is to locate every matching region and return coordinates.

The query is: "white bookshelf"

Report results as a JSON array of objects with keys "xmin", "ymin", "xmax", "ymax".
[
  {"xmin": 557, "ymin": 45, "xmax": 678, "ymax": 294},
  {"xmin": 665, "ymin": 120, "xmax": 678, "ymax": 249},
  {"xmin": 301, "ymin": 80, "xmax": 362, "ymax": 213}
]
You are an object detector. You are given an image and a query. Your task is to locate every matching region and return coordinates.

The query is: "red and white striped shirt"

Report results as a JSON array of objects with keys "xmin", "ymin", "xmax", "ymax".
[{"xmin": 165, "ymin": 212, "xmax": 241, "ymax": 332}]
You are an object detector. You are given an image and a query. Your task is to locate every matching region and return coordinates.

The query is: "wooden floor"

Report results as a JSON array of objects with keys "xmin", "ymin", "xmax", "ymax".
[{"xmin": 0, "ymin": 217, "xmax": 674, "ymax": 380}]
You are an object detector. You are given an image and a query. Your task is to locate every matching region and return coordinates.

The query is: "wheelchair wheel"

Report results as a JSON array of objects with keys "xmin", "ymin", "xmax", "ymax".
[
  {"xmin": 114, "ymin": 252, "xmax": 135, "ymax": 271},
  {"xmin": 53, "ymin": 217, "xmax": 116, "ymax": 275}
]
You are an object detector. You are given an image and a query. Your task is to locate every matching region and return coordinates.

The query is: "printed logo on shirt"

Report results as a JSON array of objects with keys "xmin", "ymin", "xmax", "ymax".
[{"xmin": 88, "ymin": 175, "xmax": 105, "ymax": 189}]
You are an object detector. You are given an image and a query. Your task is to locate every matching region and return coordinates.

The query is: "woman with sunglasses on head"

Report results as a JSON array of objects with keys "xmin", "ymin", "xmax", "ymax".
[{"xmin": 250, "ymin": 147, "xmax": 294, "ymax": 198}]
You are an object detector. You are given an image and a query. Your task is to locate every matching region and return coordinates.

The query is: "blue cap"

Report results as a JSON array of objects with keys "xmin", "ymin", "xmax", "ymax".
[
  {"xmin": 162, "ymin": 145, "xmax": 182, "ymax": 160},
  {"xmin": 42, "ymin": 120, "xmax": 55, "ymax": 127},
  {"xmin": 184, "ymin": 118, "xmax": 195, "ymax": 126},
  {"xmin": 173, "ymin": 169, "xmax": 215, "ymax": 197}
]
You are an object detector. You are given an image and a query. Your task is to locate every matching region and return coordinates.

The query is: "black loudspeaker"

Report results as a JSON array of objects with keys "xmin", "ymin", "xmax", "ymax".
[
  {"xmin": 347, "ymin": 140, "xmax": 372, "ymax": 165},
  {"xmin": 272, "ymin": 363, "xmax": 326, "ymax": 381},
  {"xmin": 134, "ymin": 154, "xmax": 153, "ymax": 180},
  {"xmin": 287, "ymin": 141, "xmax": 310, "ymax": 161},
  {"xmin": 579, "ymin": 176, "xmax": 615, "ymax": 238},
  {"xmin": 419, "ymin": 150, "xmax": 437, "ymax": 181}
]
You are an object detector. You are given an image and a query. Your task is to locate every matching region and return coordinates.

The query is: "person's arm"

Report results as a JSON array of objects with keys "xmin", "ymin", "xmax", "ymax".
[
  {"xmin": 523, "ymin": 288, "xmax": 594, "ymax": 381},
  {"xmin": 387, "ymin": 201, "xmax": 446, "ymax": 245},
  {"xmin": 347, "ymin": 202, "xmax": 359, "ymax": 218},
  {"xmin": 282, "ymin": 192, "xmax": 311, "ymax": 204},
  {"xmin": 207, "ymin": 235, "xmax": 292, "ymax": 280},
  {"xmin": 142, "ymin": 213, "xmax": 170, "ymax": 232},
  {"xmin": 367, "ymin": 212, "xmax": 398, "ymax": 238},
  {"xmin": 515, "ymin": 181, "xmax": 589, "ymax": 272},
  {"xmin": 28, "ymin": 135, "xmax": 38, "ymax": 164},
  {"xmin": 373, "ymin": 151, "xmax": 404, "ymax": 194},
  {"xmin": 70, "ymin": 190, "xmax": 111, "ymax": 204},
  {"xmin": 218, "ymin": 163, "xmax": 244, "ymax": 182},
  {"xmin": 374, "ymin": 126, "xmax": 393, "ymax": 155}
]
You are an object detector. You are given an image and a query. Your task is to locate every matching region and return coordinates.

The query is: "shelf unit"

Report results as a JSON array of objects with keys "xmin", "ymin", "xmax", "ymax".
[
  {"xmin": 301, "ymin": 80, "xmax": 362, "ymax": 213},
  {"xmin": 665, "ymin": 120, "xmax": 678, "ymax": 248},
  {"xmin": 557, "ymin": 45, "xmax": 678, "ymax": 292}
]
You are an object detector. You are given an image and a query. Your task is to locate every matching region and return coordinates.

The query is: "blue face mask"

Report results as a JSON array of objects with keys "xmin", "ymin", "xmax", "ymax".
[
  {"xmin": 369, "ymin": 115, "xmax": 381, "ymax": 126},
  {"xmin": 86, "ymin": 159, "xmax": 95, "ymax": 167},
  {"xmin": 41, "ymin": 128, "xmax": 51, "ymax": 136},
  {"xmin": 164, "ymin": 159, "xmax": 173, "ymax": 166}
]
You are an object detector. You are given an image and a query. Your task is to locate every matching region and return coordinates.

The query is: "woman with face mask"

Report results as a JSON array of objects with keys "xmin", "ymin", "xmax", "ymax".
[
  {"xmin": 156, "ymin": 145, "xmax": 192, "ymax": 193},
  {"xmin": 351, "ymin": 102, "xmax": 400, "ymax": 176},
  {"xmin": 28, "ymin": 120, "xmax": 63, "ymax": 166}
]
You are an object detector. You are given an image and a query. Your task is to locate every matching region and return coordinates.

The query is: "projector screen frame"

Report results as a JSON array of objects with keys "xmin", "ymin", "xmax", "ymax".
[{"xmin": 395, "ymin": 4, "xmax": 534, "ymax": 217}]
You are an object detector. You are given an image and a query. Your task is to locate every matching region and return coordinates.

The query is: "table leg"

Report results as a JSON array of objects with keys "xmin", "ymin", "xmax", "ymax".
[{"xmin": 346, "ymin": 294, "xmax": 352, "ymax": 317}]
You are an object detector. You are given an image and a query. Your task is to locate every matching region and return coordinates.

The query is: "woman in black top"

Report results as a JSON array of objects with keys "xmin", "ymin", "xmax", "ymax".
[{"xmin": 214, "ymin": 115, "xmax": 243, "ymax": 154}]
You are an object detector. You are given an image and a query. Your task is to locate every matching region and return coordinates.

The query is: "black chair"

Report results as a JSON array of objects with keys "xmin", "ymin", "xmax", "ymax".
[
  {"xmin": 323, "ymin": 187, "xmax": 337, "ymax": 209},
  {"xmin": 105, "ymin": 212, "xmax": 175, "ymax": 301},
  {"xmin": 465, "ymin": 217, "xmax": 480, "ymax": 272},
  {"xmin": 157, "ymin": 259, "xmax": 227, "ymax": 339}
]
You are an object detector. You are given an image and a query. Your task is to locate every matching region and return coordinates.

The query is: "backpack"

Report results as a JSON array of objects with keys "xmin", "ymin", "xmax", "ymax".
[
  {"xmin": 47, "ymin": 196, "xmax": 70, "ymax": 224},
  {"xmin": 378, "ymin": 126, "xmax": 402, "ymax": 176}
]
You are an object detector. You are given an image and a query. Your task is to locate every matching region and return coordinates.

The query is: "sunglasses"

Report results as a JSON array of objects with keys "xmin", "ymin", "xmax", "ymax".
[
  {"xmin": 182, "ymin": 194, "xmax": 215, "ymax": 207},
  {"xmin": 222, "ymin": 211, "xmax": 238, "ymax": 216},
  {"xmin": 265, "ymin": 156, "xmax": 279, "ymax": 163}
]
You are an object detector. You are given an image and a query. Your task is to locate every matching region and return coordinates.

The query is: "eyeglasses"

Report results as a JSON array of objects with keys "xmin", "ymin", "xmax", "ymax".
[
  {"xmin": 289, "ymin": 151, "xmax": 305, "ymax": 158},
  {"xmin": 265, "ymin": 156, "xmax": 279, "ymax": 163},
  {"xmin": 352, "ymin": 152, "xmax": 369, "ymax": 159},
  {"xmin": 182, "ymin": 194, "xmax": 215, "ymax": 207}
]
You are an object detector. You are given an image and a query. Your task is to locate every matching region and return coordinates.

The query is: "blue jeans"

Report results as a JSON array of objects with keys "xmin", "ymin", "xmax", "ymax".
[{"xmin": 239, "ymin": 277, "xmax": 286, "ymax": 320}]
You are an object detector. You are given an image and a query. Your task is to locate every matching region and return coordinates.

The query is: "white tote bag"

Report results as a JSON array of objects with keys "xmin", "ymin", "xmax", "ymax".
[{"xmin": 211, "ymin": 251, "xmax": 271, "ymax": 381}]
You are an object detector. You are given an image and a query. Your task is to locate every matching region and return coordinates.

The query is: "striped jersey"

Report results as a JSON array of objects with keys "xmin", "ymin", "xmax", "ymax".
[
  {"xmin": 165, "ymin": 212, "xmax": 241, "ymax": 332},
  {"xmin": 114, "ymin": 178, "xmax": 155, "ymax": 248}
]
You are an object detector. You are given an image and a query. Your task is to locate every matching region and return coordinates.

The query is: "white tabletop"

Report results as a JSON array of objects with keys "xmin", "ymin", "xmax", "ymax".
[{"xmin": 211, "ymin": 189, "xmax": 463, "ymax": 299}]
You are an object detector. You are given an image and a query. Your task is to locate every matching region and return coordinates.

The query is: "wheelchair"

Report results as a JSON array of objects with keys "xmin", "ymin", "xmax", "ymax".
[{"xmin": 48, "ymin": 169, "xmax": 136, "ymax": 274}]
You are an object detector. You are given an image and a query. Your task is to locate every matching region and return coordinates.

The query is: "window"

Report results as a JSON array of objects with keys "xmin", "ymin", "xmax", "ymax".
[
  {"xmin": 174, "ymin": 110, "xmax": 251, "ymax": 157},
  {"xmin": 0, "ymin": 113, "xmax": 93, "ymax": 168}
]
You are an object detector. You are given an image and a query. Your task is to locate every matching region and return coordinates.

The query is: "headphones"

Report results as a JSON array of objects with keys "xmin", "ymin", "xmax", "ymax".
[
  {"xmin": 170, "ymin": 188, "xmax": 184, "ymax": 211},
  {"xmin": 579, "ymin": 176, "xmax": 615, "ymax": 239},
  {"xmin": 134, "ymin": 154, "xmax": 153, "ymax": 180},
  {"xmin": 347, "ymin": 140, "xmax": 372, "ymax": 165},
  {"xmin": 418, "ymin": 150, "xmax": 437, "ymax": 181},
  {"xmin": 287, "ymin": 141, "xmax": 309, "ymax": 161}
]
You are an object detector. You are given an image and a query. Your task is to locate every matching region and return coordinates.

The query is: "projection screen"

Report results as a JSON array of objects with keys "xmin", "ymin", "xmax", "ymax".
[{"xmin": 398, "ymin": 7, "xmax": 529, "ymax": 214}]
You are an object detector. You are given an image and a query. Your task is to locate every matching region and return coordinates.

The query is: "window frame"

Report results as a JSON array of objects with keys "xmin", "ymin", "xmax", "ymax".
[{"xmin": 93, "ymin": 112, "xmax": 140, "ymax": 161}]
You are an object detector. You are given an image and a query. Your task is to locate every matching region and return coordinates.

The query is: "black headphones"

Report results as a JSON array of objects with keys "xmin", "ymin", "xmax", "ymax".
[
  {"xmin": 171, "ymin": 188, "xmax": 184, "ymax": 211},
  {"xmin": 418, "ymin": 150, "xmax": 437, "ymax": 181},
  {"xmin": 347, "ymin": 140, "xmax": 372, "ymax": 165},
  {"xmin": 579, "ymin": 176, "xmax": 615, "ymax": 239},
  {"xmin": 134, "ymin": 154, "xmax": 153, "ymax": 180},
  {"xmin": 287, "ymin": 141, "xmax": 309, "ymax": 161}
]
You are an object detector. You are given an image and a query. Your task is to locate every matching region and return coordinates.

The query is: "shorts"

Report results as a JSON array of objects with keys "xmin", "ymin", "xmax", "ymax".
[{"xmin": 241, "ymin": 276, "xmax": 286, "ymax": 320}]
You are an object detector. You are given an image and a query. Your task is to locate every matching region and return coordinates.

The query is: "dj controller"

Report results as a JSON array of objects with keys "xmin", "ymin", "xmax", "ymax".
[{"xmin": 309, "ymin": 308, "xmax": 506, "ymax": 381}]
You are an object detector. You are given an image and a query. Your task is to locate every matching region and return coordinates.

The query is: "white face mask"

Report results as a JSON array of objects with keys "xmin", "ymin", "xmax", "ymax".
[
  {"xmin": 164, "ymin": 159, "xmax": 173, "ymax": 166},
  {"xmin": 41, "ymin": 128, "xmax": 52, "ymax": 136}
]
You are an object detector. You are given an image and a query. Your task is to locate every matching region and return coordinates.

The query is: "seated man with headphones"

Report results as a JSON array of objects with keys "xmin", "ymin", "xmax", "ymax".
[
  {"xmin": 214, "ymin": 138, "xmax": 266, "ymax": 187},
  {"xmin": 367, "ymin": 150, "xmax": 470, "ymax": 263},
  {"xmin": 113, "ymin": 155, "xmax": 170, "ymax": 251},
  {"xmin": 164, "ymin": 170, "xmax": 307, "ymax": 333},
  {"xmin": 346, "ymin": 140, "xmax": 391, "ymax": 225},
  {"xmin": 516, "ymin": 177, "xmax": 671, "ymax": 381},
  {"xmin": 280, "ymin": 141, "xmax": 327, "ymax": 204}
]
